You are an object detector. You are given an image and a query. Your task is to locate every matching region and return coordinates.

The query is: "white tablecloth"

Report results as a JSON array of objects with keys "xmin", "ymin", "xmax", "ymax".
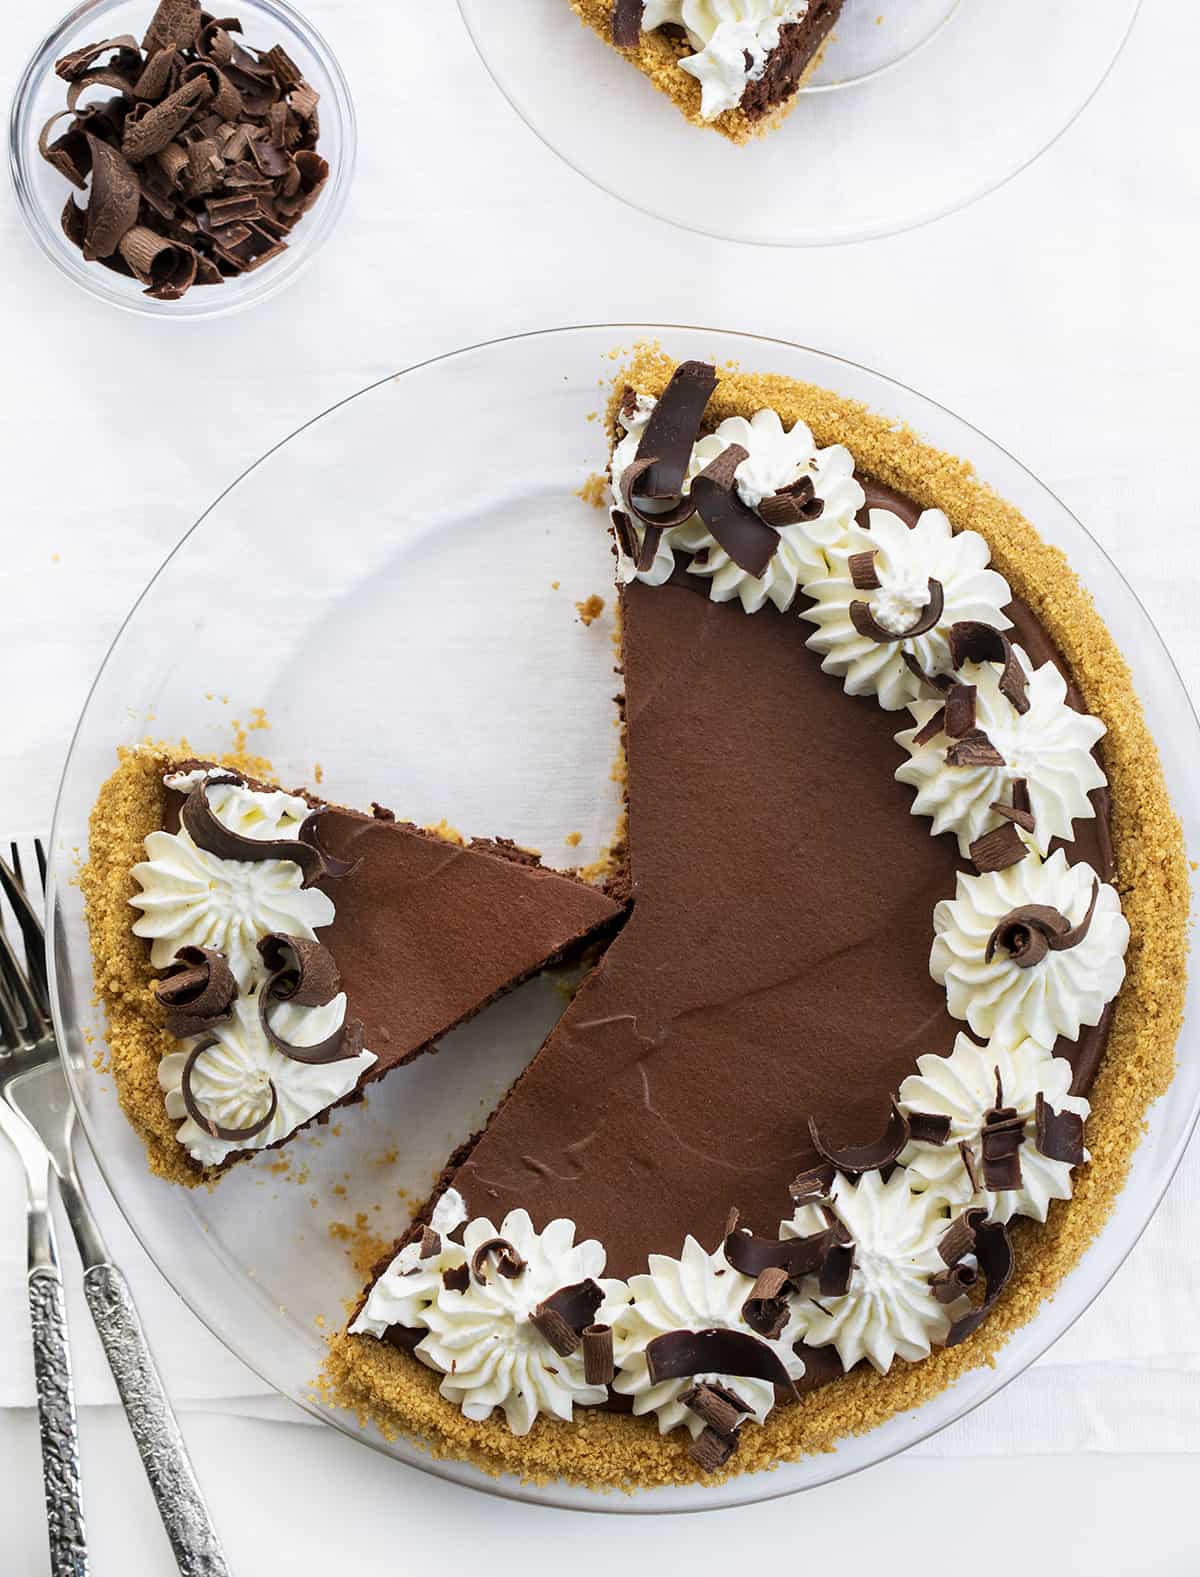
[{"xmin": 2, "ymin": 0, "xmax": 1199, "ymax": 1569}]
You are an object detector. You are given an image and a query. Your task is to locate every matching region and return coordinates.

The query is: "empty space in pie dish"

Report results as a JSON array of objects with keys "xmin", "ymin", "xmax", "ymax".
[{"xmin": 457, "ymin": 0, "xmax": 1140, "ymax": 245}]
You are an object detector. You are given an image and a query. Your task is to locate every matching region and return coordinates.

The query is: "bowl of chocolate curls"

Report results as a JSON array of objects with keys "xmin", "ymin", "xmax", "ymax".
[{"xmin": 10, "ymin": 0, "xmax": 355, "ymax": 315}]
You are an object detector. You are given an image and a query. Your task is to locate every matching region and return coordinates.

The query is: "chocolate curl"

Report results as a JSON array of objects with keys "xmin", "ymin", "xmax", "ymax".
[
  {"xmin": 985, "ymin": 880, "xmax": 1100, "ymax": 969},
  {"xmin": 155, "ymin": 140, "xmax": 190, "ymax": 188},
  {"xmin": 690, "ymin": 444, "xmax": 781, "ymax": 579},
  {"xmin": 611, "ymin": 0, "xmax": 645, "ymax": 47},
  {"xmin": 958, "ymin": 1139, "xmax": 983, "ymax": 1196},
  {"xmin": 117, "ymin": 224, "xmax": 198, "ymax": 299},
  {"xmin": 470, "ymin": 1238, "xmax": 526, "ymax": 1285},
  {"xmin": 807, "ymin": 1099, "xmax": 910, "ymax": 1176},
  {"xmin": 530, "ymin": 1279, "xmax": 605, "ymax": 1356},
  {"xmin": 849, "ymin": 578, "xmax": 945, "ymax": 644},
  {"xmin": 1035, "ymin": 1092, "xmax": 1086, "ymax": 1166},
  {"xmin": 530, "ymin": 1304, "xmax": 581, "ymax": 1357},
  {"xmin": 55, "ymin": 36, "xmax": 141, "ymax": 82},
  {"xmin": 931, "ymin": 1263, "xmax": 977, "ymax": 1304},
  {"xmin": 758, "ymin": 476, "xmax": 822, "ymax": 527},
  {"xmin": 681, "ymin": 1382, "xmax": 748, "ymax": 1437},
  {"xmin": 723, "ymin": 1226, "xmax": 834, "ymax": 1282},
  {"xmin": 645, "ymin": 1328, "xmax": 796, "ymax": 1395},
  {"xmin": 847, "ymin": 550, "xmax": 881, "ymax": 590},
  {"xmin": 298, "ymin": 810, "xmax": 360, "ymax": 879},
  {"xmin": 741, "ymin": 1267, "xmax": 792, "ymax": 1340},
  {"xmin": 134, "ymin": 43, "xmax": 178, "ymax": 100},
  {"xmin": 787, "ymin": 1162, "xmax": 835, "ymax": 1203},
  {"xmin": 142, "ymin": 0, "xmax": 202, "ymax": 54},
  {"xmin": 989, "ymin": 795, "xmax": 1037, "ymax": 835},
  {"xmin": 945, "ymin": 1210, "xmax": 1015, "ymax": 1346},
  {"xmin": 582, "ymin": 1325, "xmax": 615, "ymax": 1385},
  {"xmin": 121, "ymin": 75, "xmax": 209, "ymax": 161},
  {"xmin": 902, "ymin": 651, "xmax": 955, "ymax": 695},
  {"xmin": 39, "ymin": 110, "xmax": 93, "ymax": 188},
  {"xmin": 943, "ymin": 683, "xmax": 977, "ymax": 739},
  {"xmin": 179, "ymin": 775, "xmax": 329, "ymax": 886},
  {"xmin": 618, "ymin": 454, "xmax": 696, "ymax": 540},
  {"xmin": 818, "ymin": 1241, "xmax": 855, "ymax": 1298},
  {"xmin": 911, "ymin": 707, "xmax": 947, "ymax": 748},
  {"xmin": 442, "ymin": 1264, "xmax": 470, "ymax": 1294},
  {"xmin": 980, "ymin": 1106, "xmax": 1024, "ymax": 1192},
  {"xmin": 154, "ymin": 944, "xmax": 237, "ymax": 1038},
  {"xmin": 262, "ymin": 44, "xmax": 305, "ymax": 88},
  {"xmin": 81, "ymin": 134, "xmax": 140, "ymax": 258},
  {"xmin": 948, "ymin": 622, "xmax": 1030, "ymax": 715},
  {"xmin": 180, "ymin": 1040, "xmax": 277, "ymax": 1144},
  {"xmin": 66, "ymin": 68, "xmax": 139, "ymax": 112},
  {"xmin": 181, "ymin": 59, "xmax": 243, "ymax": 120},
  {"xmin": 418, "ymin": 1226, "xmax": 441, "ymax": 1259},
  {"xmin": 257, "ymin": 933, "xmax": 341, "ymax": 1006},
  {"xmin": 969, "ymin": 822, "xmax": 1028, "ymax": 873},
  {"xmin": 632, "ymin": 361, "xmax": 717, "ymax": 501}
]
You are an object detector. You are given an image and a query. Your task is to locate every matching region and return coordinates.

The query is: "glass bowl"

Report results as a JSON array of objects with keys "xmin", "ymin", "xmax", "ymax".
[
  {"xmin": 9, "ymin": 0, "xmax": 355, "ymax": 318},
  {"xmin": 48, "ymin": 326, "xmax": 1199, "ymax": 1511},
  {"xmin": 456, "ymin": 0, "xmax": 1142, "ymax": 246}
]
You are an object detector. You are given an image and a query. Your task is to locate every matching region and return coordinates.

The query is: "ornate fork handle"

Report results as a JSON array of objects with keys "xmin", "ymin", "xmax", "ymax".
[
  {"xmin": 83, "ymin": 1264, "xmax": 231, "ymax": 1577},
  {"xmin": 27, "ymin": 1252, "xmax": 88, "ymax": 1577}
]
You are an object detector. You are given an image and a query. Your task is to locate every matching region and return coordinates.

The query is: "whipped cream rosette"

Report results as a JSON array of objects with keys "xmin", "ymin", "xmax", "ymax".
[
  {"xmin": 611, "ymin": 393, "xmax": 863, "ymax": 613},
  {"xmin": 352, "ymin": 1209, "xmax": 628, "ymax": 1436},
  {"xmin": 932, "ymin": 849, "xmax": 1129, "ymax": 1045},
  {"xmin": 896, "ymin": 649, "xmax": 1108, "ymax": 857},
  {"xmin": 638, "ymin": 1, "xmax": 817, "ymax": 120},
  {"xmin": 159, "ymin": 986, "xmax": 375, "ymax": 1167},
  {"xmin": 799, "ymin": 508, "xmax": 1013, "ymax": 711},
  {"xmin": 786, "ymin": 1169, "xmax": 962, "ymax": 1374},
  {"xmin": 611, "ymin": 1234, "xmax": 807, "ymax": 1436},
  {"xmin": 899, "ymin": 1033, "xmax": 1090, "ymax": 1225},
  {"xmin": 131, "ymin": 774, "xmax": 335, "ymax": 988}
]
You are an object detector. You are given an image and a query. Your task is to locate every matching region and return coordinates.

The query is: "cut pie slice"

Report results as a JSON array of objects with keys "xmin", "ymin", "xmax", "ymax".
[
  {"xmin": 571, "ymin": 0, "xmax": 843, "ymax": 141},
  {"xmin": 83, "ymin": 753, "xmax": 626, "ymax": 1183}
]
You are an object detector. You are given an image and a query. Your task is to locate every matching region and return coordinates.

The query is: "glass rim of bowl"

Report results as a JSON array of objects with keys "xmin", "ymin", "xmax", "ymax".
[{"xmin": 8, "ymin": 0, "xmax": 357, "ymax": 320}]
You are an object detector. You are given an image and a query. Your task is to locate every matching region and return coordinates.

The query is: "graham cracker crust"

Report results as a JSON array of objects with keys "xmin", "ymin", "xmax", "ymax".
[
  {"xmin": 323, "ymin": 347, "xmax": 1189, "ymax": 1490},
  {"xmin": 567, "ymin": 0, "xmax": 832, "ymax": 144}
]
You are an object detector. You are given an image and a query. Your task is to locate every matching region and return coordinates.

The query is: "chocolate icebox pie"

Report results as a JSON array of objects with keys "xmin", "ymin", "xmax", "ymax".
[
  {"xmin": 571, "ymin": 1, "xmax": 842, "ymax": 141},
  {"xmin": 84, "ymin": 349, "xmax": 1186, "ymax": 1489}
]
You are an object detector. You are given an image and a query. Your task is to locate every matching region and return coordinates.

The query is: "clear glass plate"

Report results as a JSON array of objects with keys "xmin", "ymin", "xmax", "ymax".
[
  {"xmin": 456, "ymin": 0, "xmax": 1141, "ymax": 246},
  {"xmin": 49, "ymin": 325, "xmax": 1199, "ymax": 1511}
]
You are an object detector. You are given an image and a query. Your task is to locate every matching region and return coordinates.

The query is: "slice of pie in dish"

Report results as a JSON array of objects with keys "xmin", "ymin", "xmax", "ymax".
[
  {"xmin": 570, "ymin": 0, "xmax": 843, "ymax": 141},
  {"xmin": 85, "ymin": 350, "xmax": 1187, "ymax": 1490},
  {"xmin": 83, "ymin": 758, "xmax": 626, "ymax": 1183}
]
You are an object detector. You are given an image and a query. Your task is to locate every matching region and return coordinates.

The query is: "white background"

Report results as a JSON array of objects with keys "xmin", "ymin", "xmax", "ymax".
[{"xmin": 3, "ymin": 0, "xmax": 1200, "ymax": 1571}]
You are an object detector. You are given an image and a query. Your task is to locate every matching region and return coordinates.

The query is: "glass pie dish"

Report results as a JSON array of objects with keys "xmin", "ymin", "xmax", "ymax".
[
  {"xmin": 48, "ymin": 325, "xmax": 1198, "ymax": 1510},
  {"xmin": 456, "ymin": 0, "xmax": 1142, "ymax": 246}
]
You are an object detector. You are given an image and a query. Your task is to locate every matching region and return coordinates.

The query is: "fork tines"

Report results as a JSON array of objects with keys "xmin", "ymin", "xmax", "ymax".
[{"xmin": 0, "ymin": 839, "xmax": 50, "ymax": 1046}]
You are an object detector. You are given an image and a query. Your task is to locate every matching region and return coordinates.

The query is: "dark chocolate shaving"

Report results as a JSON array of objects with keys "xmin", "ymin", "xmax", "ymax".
[
  {"xmin": 441, "ymin": 1264, "xmax": 470, "ymax": 1294},
  {"xmin": 931, "ymin": 1264, "xmax": 978, "ymax": 1304},
  {"xmin": 984, "ymin": 881, "xmax": 1099, "ymax": 967},
  {"xmin": 617, "ymin": 454, "xmax": 697, "ymax": 541},
  {"xmin": 1035, "ymin": 1092, "xmax": 1086, "ymax": 1166},
  {"xmin": 948, "ymin": 622, "xmax": 1030, "ymax": 715},
  {"xmin": 944, "ymin": 728, "xmax": 1005, "ymax": 768},
  {"xmin": 906, "ymin": 1109, "xmax": 953, "ymax": 1146},
  {"xmin": 611, "ymin": 0, "xmax": 646, "ymax": 47},
  {"xmin": 81, "ymin": 134, "xmax": 140, "ymax": 258},
  {"xmin": 540, "ymin": 1278, "xmax": 604, "ymax": 1334},
  {"xmin": 645, "ymin": 1328, "xmax": 796, "ymax": 1394},
  {"xmin": 980, "ymin": 1109, "xmax": 1025, "ymax": 1192},
  {"xmin": 530, "ymin": 1303, "xmax": 582, "ymax": 1357},
  {"xmin": 418, "ymin": 1226, "xmax": 441, "ymax": 1260},
  {"xmin": 257, "ymin": 984, "xmax": 364, "ymax": 1067},
  {"xmin": 681, "ymin": 1382, "xmax": 748, "ymax": 1436},
  {"xmin": 818, "ymin": 1242, "xmax": 855, "ymax": 1299},
  {"xmin": 723, "ymin": 1227, "xmax": 833, "ymax": 1282},
  {"xmin": 969, "ymin": 822, "xmax": 1028, "ymax": 873},
  {"xmin": 807, "ymin": 1100, "xmax": 910, "ymax": 1175},
  {"xmin": 689, "ymin": 1426, "xmax": 738, "ymax": 1473},
  {"xmin": 632, "ymin": 361, "xmax": 717, "ymax": 502},
  {"xmin": 847, "ymin": 550, "xmax": 881, "ymax": 591},
  {"xmin": 911, "ymin": 706, "xmax": 947, "ymax": 748},
  {"xmin": 180, "ymin": 1039, "xmax": 277, "ymax": 1143},
  {"xmin": 943, "ymin": 683, "xmax": 977, "ymax": 740},
  {"xmin": 989, "ymin": 797, "xmax": 1037, "ymax": 834},
  {"xmin": 937, "ymin": 1212, "xmax": 976, "ymax": 1268},
  {"xmin": 154, "ymin": 944, "xmax": 237, "ymax": 1038},
  {"xmin": 256, "ymin": 932, "xmax": 341, "ymax": 1006},
  {"xmin": 470, "ymin": 1238, "xmax": 526, "ymax": 1285},
  {"xmin": 959, "ymin": 1139, "xmax": 983, "ymax": 1195},
  {"xmin": 902, "ymin": 651, "xmax": 955, "ymax": 695},
  {"xmin": 582, "ymin": 1324, "xmax": 615, "ymax": 1385},
  {"xmin": 945, "ymin": 1210, "xmax": 1015, "ymax": 1346},
  {"xmin": 849, "ymin": 578, "xmax": 945, "ymax": 645},
  {"xmin": 788, "ymin": 1162, "xmax": 835, "ymax": 1203},
  {"xmin": 690, "ymin": 444, "xmax": 780, "ymax": 579},
  {"xmin": 741, "ymin": 1267, "xmax": 792, "ymax": 1340},
  {"xmin": 757, "ymin": 476, "xmax": 822, "ymax": 528}
]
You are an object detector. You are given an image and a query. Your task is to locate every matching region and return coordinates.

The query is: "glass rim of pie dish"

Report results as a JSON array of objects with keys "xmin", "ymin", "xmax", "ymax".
[
  {"xmin": 47, "ymin": 323, "xmax": 1199, "ymax": 1512},
  {"xmin": 454, "ymin": 0, "xmax": 1144, "ymax": 248}
]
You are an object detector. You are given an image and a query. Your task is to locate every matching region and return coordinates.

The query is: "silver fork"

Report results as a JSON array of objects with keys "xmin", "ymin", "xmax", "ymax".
[{"xmin": 0, "ymin": 841, "xmax": 231, "ymax": 1577}]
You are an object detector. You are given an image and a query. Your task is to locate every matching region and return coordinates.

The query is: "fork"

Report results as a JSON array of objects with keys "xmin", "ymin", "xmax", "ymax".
[{"xmin": 0, "ymin": 841, "xmax": 231, "ymax": 1577}]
